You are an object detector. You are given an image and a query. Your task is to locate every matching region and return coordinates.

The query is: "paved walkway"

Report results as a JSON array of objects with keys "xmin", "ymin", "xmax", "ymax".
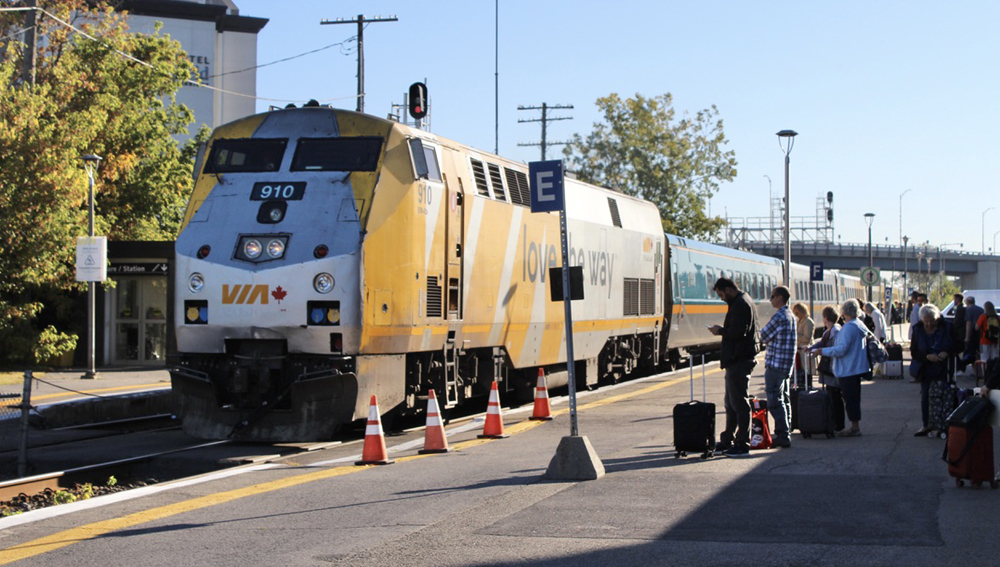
[{"xmin": 1, "ymin": 353, "xmax": 996, "ymax": 567}]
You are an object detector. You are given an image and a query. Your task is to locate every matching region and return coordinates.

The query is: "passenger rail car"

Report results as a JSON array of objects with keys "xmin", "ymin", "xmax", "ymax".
[{"xmin": 171, "ymin": 106, "xmax": 665, "ymax": 440}]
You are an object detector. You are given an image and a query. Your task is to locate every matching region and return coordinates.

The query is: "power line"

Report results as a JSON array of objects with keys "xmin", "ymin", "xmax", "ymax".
[
  {"xmin": 203, "ymin": 37, "xmax": 356, "ymax": 80},
  {"xmin": 320, "ymin": 15, "xmax": 398, "ymax": 113},
  {"xmin": 518, "ymin": 103, "xmax": 573, "ymax": 161},
  {"xmin": 6, "ymin": 6, "xmax": 357, "ymax": 105}
]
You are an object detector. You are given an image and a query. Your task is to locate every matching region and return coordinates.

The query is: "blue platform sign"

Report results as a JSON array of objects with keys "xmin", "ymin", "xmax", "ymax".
[
  {"xmin": 810, "ymin": 261, "xmax": 824, "ymax": 282},
  {"xmin": 529, "ymin": 160, "xmax": 565, "ymax": 213}
]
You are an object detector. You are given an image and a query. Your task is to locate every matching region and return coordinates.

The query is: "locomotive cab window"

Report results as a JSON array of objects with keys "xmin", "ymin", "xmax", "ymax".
[
  {"xmin": 291, "ymin": 137, "xmax": 382, "ymax": 172},
  {"xmin": 206, "ymin": 138, "xmax": 287, "ymax": 173},
  {"xmin": 408, "ymin": 138, "xmax": 442, "ymax": 181}
]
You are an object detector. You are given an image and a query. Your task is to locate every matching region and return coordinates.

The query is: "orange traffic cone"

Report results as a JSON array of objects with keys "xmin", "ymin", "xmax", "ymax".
[
  {"xmin": 418, "ymin": 389, "xmax": 452, "ymax": 454},
  {"xmin": 530, "ymin": 369, "xmax": 553, "ymax": 421},
  {"xmin": 478, "ymin": 381, "xmax": 510, "ymax": 439},
  {"xmin": 355, "ymin": 395, "xmax": 395, "ymax": 465}
]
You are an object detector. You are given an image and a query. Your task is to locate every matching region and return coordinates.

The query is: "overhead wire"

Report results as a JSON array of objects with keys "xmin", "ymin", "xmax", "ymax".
[{"xmin": 0, "ymin": 6, "xmax": 358, "ymax": 104}]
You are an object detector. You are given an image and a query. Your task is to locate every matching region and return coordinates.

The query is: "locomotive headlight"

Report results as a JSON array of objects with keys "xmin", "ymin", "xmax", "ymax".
[
  {"xmin": 244, "ymin": 239, "xmax": 262, "ymax": 259},
  {"xmin": 188, "ymin": 273, "xmax": 205, "ymax": 293},
  {"xmin": 314, "ymin": 273, "xmax": 335, "ymax": 294},
  {"xmin": 267, "ymin": 238, "xmax": 285, "ymax": 258}
]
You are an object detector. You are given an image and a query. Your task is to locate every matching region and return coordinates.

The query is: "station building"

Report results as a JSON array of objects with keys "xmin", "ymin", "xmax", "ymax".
[{"xmin": 91, "ymin": 0, "xmax": 266, "ymax": 368}]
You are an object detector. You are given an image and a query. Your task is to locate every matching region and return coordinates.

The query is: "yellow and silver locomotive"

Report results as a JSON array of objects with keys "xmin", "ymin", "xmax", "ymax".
[{"xmin": 171, "ymin": 106, "xmax": 665, "ymax": 440}]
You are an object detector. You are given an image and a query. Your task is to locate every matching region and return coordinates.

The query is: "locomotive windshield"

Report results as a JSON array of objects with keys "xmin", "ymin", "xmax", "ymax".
[
  {"xmin": 291, "ymin": 137, "xmax": 383, "ymax": 172},
  {"xmin": 205, "ymin": 138, "xmax": 287, "ymax": 173}
]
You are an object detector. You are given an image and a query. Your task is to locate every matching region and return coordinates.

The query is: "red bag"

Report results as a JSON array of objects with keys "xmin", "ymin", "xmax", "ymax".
[{"xmin": 750, "ymin": 407, "xmax": 772, "ymax": 450}]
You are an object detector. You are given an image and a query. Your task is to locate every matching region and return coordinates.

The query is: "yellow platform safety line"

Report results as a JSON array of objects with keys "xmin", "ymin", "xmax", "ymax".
[{"xmin": 0, "ymin": 369, "xmax": 718, "ymax": 565}]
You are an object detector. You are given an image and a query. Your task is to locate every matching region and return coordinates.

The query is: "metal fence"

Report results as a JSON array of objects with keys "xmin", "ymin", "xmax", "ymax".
[{"xmin": 1, "ymin": 371, "xmax": 32, "ymax": 478}]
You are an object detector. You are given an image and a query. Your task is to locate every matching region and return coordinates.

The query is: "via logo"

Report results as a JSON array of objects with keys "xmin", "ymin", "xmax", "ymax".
[{"xmin": 222, "ymin": 284, "xmax": 270, "ymax": 305}]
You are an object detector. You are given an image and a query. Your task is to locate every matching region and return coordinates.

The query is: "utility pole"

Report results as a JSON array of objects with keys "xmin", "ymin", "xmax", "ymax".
[
  {"xmin": 320, "ymin": 14, "xmax": 398, "ymax": 113},
  {"xmin": 518, "ymin": 103, "xmax": 573, "ymax": 160},
  {"xmin": 22, "ymin": 0, "xmax": 37, "ymax": 86}
]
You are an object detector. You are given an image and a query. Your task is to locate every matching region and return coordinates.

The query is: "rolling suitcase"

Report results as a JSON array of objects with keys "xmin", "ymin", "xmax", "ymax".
[
  {"xmin": 942, "ymin": 396, "xmax": 997, "ymax": 489},
  {"xmin": 673, "ymin": 357, "xmax": 716, "ymax": 459},
  {"xmin": 886, "ymin": 343, "xmax": 903, "ymax": 361},
  {"xmin": 794, "ymin": 364, "xmax": 836, "ymax": 439}
]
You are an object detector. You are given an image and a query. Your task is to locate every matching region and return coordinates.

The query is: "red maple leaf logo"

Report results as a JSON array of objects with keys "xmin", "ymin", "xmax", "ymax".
[{"xmin": 271, "ymin": 286, "xmax": 287, "ymax": 303}]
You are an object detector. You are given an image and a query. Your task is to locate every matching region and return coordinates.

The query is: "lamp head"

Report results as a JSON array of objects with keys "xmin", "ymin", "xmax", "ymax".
[
  {"xmin": 864, "ymin": 212, "xmax": 875, "ymax": 228},
  {"xmin": 81, "ymin": 154, "xmax": 102, "ymax": 176}
]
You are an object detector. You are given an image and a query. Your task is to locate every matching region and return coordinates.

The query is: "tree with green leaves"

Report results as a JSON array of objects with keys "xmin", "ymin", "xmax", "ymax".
[
  {"xmin": 563, "ymin": 93, "xmax": 737, "ymax": 241},
  {"xmin": 0, "ymin": 1, "xmax": 200, "ymax": 364}
]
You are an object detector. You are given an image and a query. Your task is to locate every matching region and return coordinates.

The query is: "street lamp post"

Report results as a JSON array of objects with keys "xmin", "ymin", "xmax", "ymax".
[
  {"xmin": 993, "ymin": 229, "xmax": 1000, "ymax": 255},
  {"xmin": 82, "ymin": 154, "xmax": 102, "ymax": 380},
  {"xmin": 984, "ymin": 207, "xmax": 995, "ymax": 254},
  {"xmin": 864, "ymin": 212, "xmax": 875, "ymax": 302},
  {"xmin": 898, "ymin": 189, "xmax": 911, "ymax": 248},
  {"xmin": 902, "ymin": 235, "xmax": 909, "ymax": 295},
  {"xmin": 776, "ymin": 129, "xmax": 798, "ymax": 286}
]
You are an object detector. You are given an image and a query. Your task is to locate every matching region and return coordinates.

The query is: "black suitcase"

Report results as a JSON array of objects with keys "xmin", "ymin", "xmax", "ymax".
[
  {"xmin": 673, "ymin": 357, "xmax": 716, "ymax": 459},
  {"xmin": 886, "ymin": 343, "xmax": 903, "ymax": 362},
  {"xmin": 796, "ymin": 389, "xmax": 836, "ymax": 438},
  {"xmin": 792, "ymin": 362, "xmax": 836, "ymax": 439}
]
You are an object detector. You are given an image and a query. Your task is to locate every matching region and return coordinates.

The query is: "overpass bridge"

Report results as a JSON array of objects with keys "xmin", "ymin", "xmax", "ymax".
[{"xmin": 738, "ymin": 242, "xmax": 1000, "ymax": 289}]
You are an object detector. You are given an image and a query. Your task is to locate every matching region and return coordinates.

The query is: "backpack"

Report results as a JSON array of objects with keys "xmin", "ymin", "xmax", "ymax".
[
  {"xmin": 866, "ymin": 331, "xmax": 888, "ymax": 367},
  {"xmin": 986, "ymin": 316, "xmax": 1000, "ymax": 342}
]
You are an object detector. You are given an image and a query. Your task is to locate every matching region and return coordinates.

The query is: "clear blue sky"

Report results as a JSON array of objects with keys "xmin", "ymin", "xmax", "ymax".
[{"xmin": 233, "ymin": 0, "xmax": 999, "ymax": 254}]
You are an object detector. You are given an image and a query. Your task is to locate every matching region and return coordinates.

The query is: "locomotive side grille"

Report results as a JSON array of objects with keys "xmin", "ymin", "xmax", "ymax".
[
  {"xmin": 486, "ymin": 162, "xmax": 507, "ymax": 202},
  {"xmin": 504, "ymin": 167, "xmax": 531, "ymax": 206},
  {"xmin": 639, "ymin": 278, "xmax": 655, "ymax": 315},
  {"xmin": 623, "ymin": 278, "xmax": 639, "ymax": 316},
  {"xmin": 470, "ymin": 159, "xmax": 491, "ymax": 197},
  {"xmin": 608, "ymin": 197, "xmax": 623, "ymax": 228},
  {"xmin": 426, "ymin": 276, "xmax": 443, "ymax": 318}
]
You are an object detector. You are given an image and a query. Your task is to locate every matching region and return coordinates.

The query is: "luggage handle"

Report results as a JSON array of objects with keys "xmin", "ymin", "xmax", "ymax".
[{"xmin": 688, "ymin": 354, "xmax": 708, "ymax": 402}]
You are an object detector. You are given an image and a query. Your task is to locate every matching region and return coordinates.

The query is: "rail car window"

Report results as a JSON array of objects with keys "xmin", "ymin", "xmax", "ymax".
[
  {"xmin": 407, "ymin": 138, "xmax": 442, "ymax": 181},
  {"xmin": 291, "ymin": 137, "xmax": 382, "ymax": 172},
  {"xmin": 206, "ymin": 138, "xmax": 287, "ymax": 173}
]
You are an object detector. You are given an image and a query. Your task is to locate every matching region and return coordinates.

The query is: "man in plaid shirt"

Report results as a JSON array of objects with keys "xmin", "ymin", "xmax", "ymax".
[{"xmin": 760, "ymin": 285, "xmax": 797, "ymax": 448}]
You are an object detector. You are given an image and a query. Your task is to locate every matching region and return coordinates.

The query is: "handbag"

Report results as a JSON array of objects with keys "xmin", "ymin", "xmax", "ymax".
[{"xmin": 865, "ymin": 330, "xmax": 888, "ymax": 367}]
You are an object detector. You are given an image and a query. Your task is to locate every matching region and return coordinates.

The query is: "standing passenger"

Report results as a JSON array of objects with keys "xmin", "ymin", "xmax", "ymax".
[
  {"xmin": 814, "ymin": 299, "xmax": 869, "ymax": 437},
  {"xmin": 812, "ymin": 306, "xmax": 845, "ymax": 431},
  {"xmin": 791, "ymin": 303, "xmax": 815, "ymax": 387},
  {"xmin": 949, "ymin": 294, "xmax": 967, "ymax": 376},
  {"xmin": 760, "ymin": 288, "xmax": 797, "ymax": 448},
  {"xmin": 708, "ymin": 277, "xmax": 761, "ymax": 457},
  {"xmin": 965, "ymin": 296, "xmax": 984, "ymax": 364},
  {"xmin": 864, "ymin": 302, "xmax": 887, "ymax": 343},
  {"xmin": 975, "ymin": 302, "xmax": 1000, "ymax": 361}
]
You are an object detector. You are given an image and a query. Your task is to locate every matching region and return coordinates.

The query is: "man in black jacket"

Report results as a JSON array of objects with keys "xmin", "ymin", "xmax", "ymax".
[{"xmin": 708, "ymin": 277, "xmax": 761, "ymax": 457}]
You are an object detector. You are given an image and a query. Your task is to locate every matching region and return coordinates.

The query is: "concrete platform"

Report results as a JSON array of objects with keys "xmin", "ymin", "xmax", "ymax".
[{"xmin": 1, "ymin": 354, "xmax": 997, "ymax": 567}]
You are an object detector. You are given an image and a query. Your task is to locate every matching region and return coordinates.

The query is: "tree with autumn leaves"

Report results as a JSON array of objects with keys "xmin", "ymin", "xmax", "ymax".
[
  {"xmin": 0, "ymin": 1, "xmax": 202, "ymax": 364},
  {"xmin": 563, "ymin": 93, "xmax": 737, "ymax": 241}
]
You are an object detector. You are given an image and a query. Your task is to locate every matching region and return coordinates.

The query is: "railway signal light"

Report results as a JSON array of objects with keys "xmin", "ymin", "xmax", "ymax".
[{"xmin": 408, "ymin": 82, "xmax": 427, "ymax": 120}]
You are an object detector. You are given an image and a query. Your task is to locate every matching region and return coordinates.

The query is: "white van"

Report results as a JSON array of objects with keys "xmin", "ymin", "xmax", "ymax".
[{"xmin": 942, "ymin": 290, "xmax": 1000, "ymax": 319}]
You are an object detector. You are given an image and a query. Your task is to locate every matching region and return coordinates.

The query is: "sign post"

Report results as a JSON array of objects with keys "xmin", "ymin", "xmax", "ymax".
[
  {"xmin": 529, "ymin": 160, "xmax": 604, "ymax": 480},
  {"xmin": 884, "ymin": 286, "xmax": 894, "ymax": 342},
  {"xmin": 809, "ymin": 261, "xmax": 823, "ymax": 322}
]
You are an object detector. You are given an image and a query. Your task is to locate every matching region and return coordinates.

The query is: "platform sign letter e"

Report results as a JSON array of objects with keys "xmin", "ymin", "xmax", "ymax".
[{"xmin": 529, "ymin": 160, "xmax": 565, "ymax": 213}]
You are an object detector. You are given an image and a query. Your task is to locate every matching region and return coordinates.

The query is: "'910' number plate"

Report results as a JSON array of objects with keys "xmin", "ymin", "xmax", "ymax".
[{"xmin": 251, "ymin": 182, "xmax": 306, "ymax": 201}]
